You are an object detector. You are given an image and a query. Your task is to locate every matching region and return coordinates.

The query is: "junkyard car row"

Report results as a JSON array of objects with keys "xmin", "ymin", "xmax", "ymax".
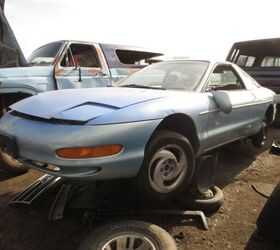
[{"xmin": 1, "ymin": 1, "xmax": 280, "ymax": 249}]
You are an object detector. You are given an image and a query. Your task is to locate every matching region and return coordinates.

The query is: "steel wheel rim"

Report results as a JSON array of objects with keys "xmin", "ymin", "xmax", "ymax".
[
  {"xmin": 148, "ymin": 143, "xmax": 188, "ymax": 193},
  {"xmin": 102, "ymin": 233, "xmax": 156, "ymax": 250}
]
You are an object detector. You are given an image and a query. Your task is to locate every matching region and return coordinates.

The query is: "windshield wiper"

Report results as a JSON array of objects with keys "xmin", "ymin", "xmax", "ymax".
[{"xmin": 121, "ymin": 84, "xmax": 166, "ymax": 90}]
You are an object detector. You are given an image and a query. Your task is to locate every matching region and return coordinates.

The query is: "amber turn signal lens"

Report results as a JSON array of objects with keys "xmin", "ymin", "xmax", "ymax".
[{"xmin": 56, "ymin": 145, "xmax": 123, "ymax": 159}]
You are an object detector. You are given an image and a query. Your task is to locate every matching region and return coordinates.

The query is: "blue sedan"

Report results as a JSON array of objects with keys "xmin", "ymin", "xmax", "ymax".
[{"xmin": 0, "ymin": 60, "xmax": 276, "ymax": 200}]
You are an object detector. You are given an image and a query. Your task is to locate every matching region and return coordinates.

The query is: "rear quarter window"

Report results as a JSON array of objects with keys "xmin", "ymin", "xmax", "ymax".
[{"xmin": 234, "ymin": 65, "xmax": 261, "ymax": 90}]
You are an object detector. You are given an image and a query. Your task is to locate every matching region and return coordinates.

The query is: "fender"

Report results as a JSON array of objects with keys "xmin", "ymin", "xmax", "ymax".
[{"xmin": 0, "ymin": 86, "xmax": 39, "ymax": 96}]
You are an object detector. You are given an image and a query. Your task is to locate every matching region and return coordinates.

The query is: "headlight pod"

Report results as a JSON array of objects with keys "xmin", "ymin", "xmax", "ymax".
[{"xmin": 56, "ymin": 145, "xmax": 123, "ymax": 159}]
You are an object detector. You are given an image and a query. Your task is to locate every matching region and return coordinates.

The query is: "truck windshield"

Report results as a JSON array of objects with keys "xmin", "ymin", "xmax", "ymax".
[
  {"xmin": 118, "ymin": 61, "xmax": 209, "ymax": 90},
  {"xmin": 27, "ymin": 42, "xmax": 62, "ymax": 66}
]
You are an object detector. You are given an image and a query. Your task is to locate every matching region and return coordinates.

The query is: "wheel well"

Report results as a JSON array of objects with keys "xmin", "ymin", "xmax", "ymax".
[
  {"xmin": 153, "ymin": 114, "xmax": 200, "ymax": 154},
  {"xmin": 0, "ymin": 93, "xmax": 31, "ymax": 117},
  {"xmin": 265, "ymin": 104, "xmax": 274, "ymax": 125}
]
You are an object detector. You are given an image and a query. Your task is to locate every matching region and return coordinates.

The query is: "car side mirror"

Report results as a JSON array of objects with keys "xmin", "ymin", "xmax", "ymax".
[
  {"xmin": 212, "ymin": 90, "xmax": 232, "ymax": 114},
  {"xmin": 273, "ymin": 94, "xmax": 280, "ymax": 104}
]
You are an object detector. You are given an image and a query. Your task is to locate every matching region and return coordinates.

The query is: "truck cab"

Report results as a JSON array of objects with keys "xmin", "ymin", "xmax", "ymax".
[
  {"xmin": 227, "ymin": 38, "xmax": 280, "ymax": 94},
  {"xmin": 1, "ymin": 40, "xmax": 164, "ymax": 96},
  {"xmin": 226, "ymin": 38, "xmax": 280, "ymax": 126}
]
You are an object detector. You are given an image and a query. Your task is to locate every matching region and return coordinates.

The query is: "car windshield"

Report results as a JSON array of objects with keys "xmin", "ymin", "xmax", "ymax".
[
  {"xmin": 27, "ymin": 42, "xmax": 63, "ymax": 66},
  {"xmin": 118, "ymin": 61, "xmax": 209, "ymax": 90}
]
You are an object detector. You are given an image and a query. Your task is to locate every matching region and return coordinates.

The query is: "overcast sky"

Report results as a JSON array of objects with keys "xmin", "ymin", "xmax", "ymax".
[{"xmin": 4, "ymin": 0, "xmax": 280, "ymax": 59}]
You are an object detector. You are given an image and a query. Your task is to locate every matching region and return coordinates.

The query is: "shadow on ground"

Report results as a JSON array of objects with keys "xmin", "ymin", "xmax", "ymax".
[
  {"xmin": 245, "ymin": 231, "xmax": 279, "ymax": 250},
  {"xmin": 0, "ymin": 192, "xmax": 88, "ymax": 250},
  {"xmin": 215, "ymin": 128, "xmax": 278, "ymax": 189},
  {"xmin": 0, "ymin": 168, "xmax": 16, "ymax": 181}
]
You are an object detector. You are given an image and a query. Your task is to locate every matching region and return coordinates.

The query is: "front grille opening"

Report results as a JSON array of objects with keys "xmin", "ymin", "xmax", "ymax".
[
  {"xmin": 10, "ymin": 110, "xmax": 86, "ymax": 125},
  {"xmin": 28, "ymin": 160, "xmax": 61, "ymax": 172}
]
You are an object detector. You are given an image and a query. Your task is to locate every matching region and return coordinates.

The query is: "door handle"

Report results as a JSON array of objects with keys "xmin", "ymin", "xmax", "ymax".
[{"xmin": 94, "ymin": 72, "xmax": 108, "ymax": 77}]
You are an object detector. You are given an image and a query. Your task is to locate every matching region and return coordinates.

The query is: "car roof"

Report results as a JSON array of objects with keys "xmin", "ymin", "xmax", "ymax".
[
  {"xmin": 156, "ymin": 59, "xmax": 233, "ymax": 66},
  {"xmin": 32, "ymin": 40, "xmax": 163, "ymax": 55}
]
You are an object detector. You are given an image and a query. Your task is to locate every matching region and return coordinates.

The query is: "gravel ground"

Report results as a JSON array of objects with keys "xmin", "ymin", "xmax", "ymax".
[{"xmin": 0, "ymin": 128, "xmax": 280, "ymax": 250}]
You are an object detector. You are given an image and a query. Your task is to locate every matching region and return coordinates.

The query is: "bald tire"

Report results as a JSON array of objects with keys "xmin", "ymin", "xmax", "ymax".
[
  {"xmin": 0, "ymin": 100, "xmax": 28, "ymax": 175},
  {"xmin": 0, "ymin": 149, "xmax": 28, "ymax": 175},
  {"xmin": 178, "ymin": 185, "xmax": 224, "ymax": 213},
  {"xmin": 78, "ymin": 220, "xmax": 177, "ymax": 250}
]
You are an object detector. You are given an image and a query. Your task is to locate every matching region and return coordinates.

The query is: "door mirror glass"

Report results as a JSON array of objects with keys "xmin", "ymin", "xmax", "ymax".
[{"xmin": 212, "ymin": 90, "xmax": 232, "ymax": 114}]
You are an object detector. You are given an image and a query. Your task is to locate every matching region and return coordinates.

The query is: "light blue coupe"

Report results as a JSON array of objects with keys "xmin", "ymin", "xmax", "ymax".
[{"xmin": 0, "ymin": 60, "xmax": 276, "ymax": 200}]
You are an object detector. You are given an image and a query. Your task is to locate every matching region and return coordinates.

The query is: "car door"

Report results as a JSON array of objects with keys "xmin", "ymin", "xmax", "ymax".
[
  {"xmin": 54, "ymin": 43, "xmax": 111, "ymax": 89},
  {"xmin": 205, "ymin": 64, "xmax": 257, "ymax": 150}
]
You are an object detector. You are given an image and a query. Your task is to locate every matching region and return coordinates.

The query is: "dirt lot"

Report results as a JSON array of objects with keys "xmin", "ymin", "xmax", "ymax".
[{"xmin": 0, "ymin": 129, "xmax": 280, "ymax": 250}]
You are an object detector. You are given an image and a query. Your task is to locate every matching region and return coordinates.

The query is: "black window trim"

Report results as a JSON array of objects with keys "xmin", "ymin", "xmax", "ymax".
[
  {"xmin": 203, "ymin": 63, "xmax": 247, "ymax": 92},
  {"xmin": 59, "ymin": 43, "xmax": 101, "ymax": 69}
]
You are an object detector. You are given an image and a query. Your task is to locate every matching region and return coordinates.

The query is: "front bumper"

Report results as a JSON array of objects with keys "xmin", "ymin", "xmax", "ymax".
[{"xmin": 0, "ymin": 112, "xmax": 161, "ymax": 180}]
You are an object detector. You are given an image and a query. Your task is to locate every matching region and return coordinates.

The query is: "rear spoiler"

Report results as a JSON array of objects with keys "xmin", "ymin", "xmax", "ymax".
[{"xmin": 0, "ymin": 0, "xmax": 27, "ymax": 67}]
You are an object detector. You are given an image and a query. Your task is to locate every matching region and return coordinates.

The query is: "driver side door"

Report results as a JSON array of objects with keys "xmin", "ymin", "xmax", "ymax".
[
  {"xmin": 54, "ymin": 43, "xmax": 111, "ymax": 89},
  {"xmin": 206, "ymin": 64, "xmax": 257, "ymax": 150}
]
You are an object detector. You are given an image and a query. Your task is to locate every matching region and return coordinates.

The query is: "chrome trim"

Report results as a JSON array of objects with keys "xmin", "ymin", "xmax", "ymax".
[
  {"xmin": 198, "ymin": 109, "xmax": 220, "ymax": 115},
  {"xmin": 234, "ymin": 100, "xmax": 271, "ymax": 109},
  {"xmin": 198, "ymin": 100, "xmax": 272, "ymax": 116},
  {"xmin": 203, "ymin": 134, "xmax": 251, "ymax": 153}
]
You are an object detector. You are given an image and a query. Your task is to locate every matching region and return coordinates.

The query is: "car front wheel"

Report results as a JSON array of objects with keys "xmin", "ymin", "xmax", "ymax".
[{"xmin": 137, "ymin": 130, "xmax": 195, "ymax": 202}]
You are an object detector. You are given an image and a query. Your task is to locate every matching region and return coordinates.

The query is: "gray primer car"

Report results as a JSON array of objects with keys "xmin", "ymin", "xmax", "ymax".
[{"xmin": 0, "ymin": 60, "xmax": 276, "ymax": 200}]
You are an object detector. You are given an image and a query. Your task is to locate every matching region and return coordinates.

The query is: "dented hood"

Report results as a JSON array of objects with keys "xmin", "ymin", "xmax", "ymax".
[
  {"xmin": 10, "ymin": 87, "xmax": 168, "ymax": 122},
  {"xmin": 0, "ymin": 2, "xmax": 27, "ymax": 68}
]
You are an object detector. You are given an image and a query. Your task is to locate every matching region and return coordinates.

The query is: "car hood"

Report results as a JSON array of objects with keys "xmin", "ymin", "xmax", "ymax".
[
  {"xmin": 10, "ymin": 87, "xmax": 171, "ymax": 122},
  {"xmin": 0, "ymin": 66, "xmax": 54, "ymax": 78}
]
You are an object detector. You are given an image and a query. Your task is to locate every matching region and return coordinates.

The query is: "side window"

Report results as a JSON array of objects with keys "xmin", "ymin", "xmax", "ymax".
[
  {"xmin": 261, "ymin": 57, "xmax": 280, "ymax": 67},
  {"xmin": 209, "ymin": 65, "xmax": 245, "ymax": 91},
  {"xmin": 61, "ymin": 44, "xmax": 100, "ymax": 68},
  {"xmin": 236, "ymin": 55, "xmax": 255, "ymax": 67}
]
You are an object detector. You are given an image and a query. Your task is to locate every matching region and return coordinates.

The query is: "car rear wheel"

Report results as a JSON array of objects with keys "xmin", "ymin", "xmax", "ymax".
[
  {"xmin": 78, "ymin": 220, "xmax": 177, "ymax": 250},
  {"xmin": 251, "ymin": 119, "xmax": 267, "ymax": 148},
  {"xmin": 273, "ymin": 105, "xmax": 280, "ymax": 128},
  {"xmin": 137, "ymin": 130, "xmax": 195, "ymax": 202}
]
